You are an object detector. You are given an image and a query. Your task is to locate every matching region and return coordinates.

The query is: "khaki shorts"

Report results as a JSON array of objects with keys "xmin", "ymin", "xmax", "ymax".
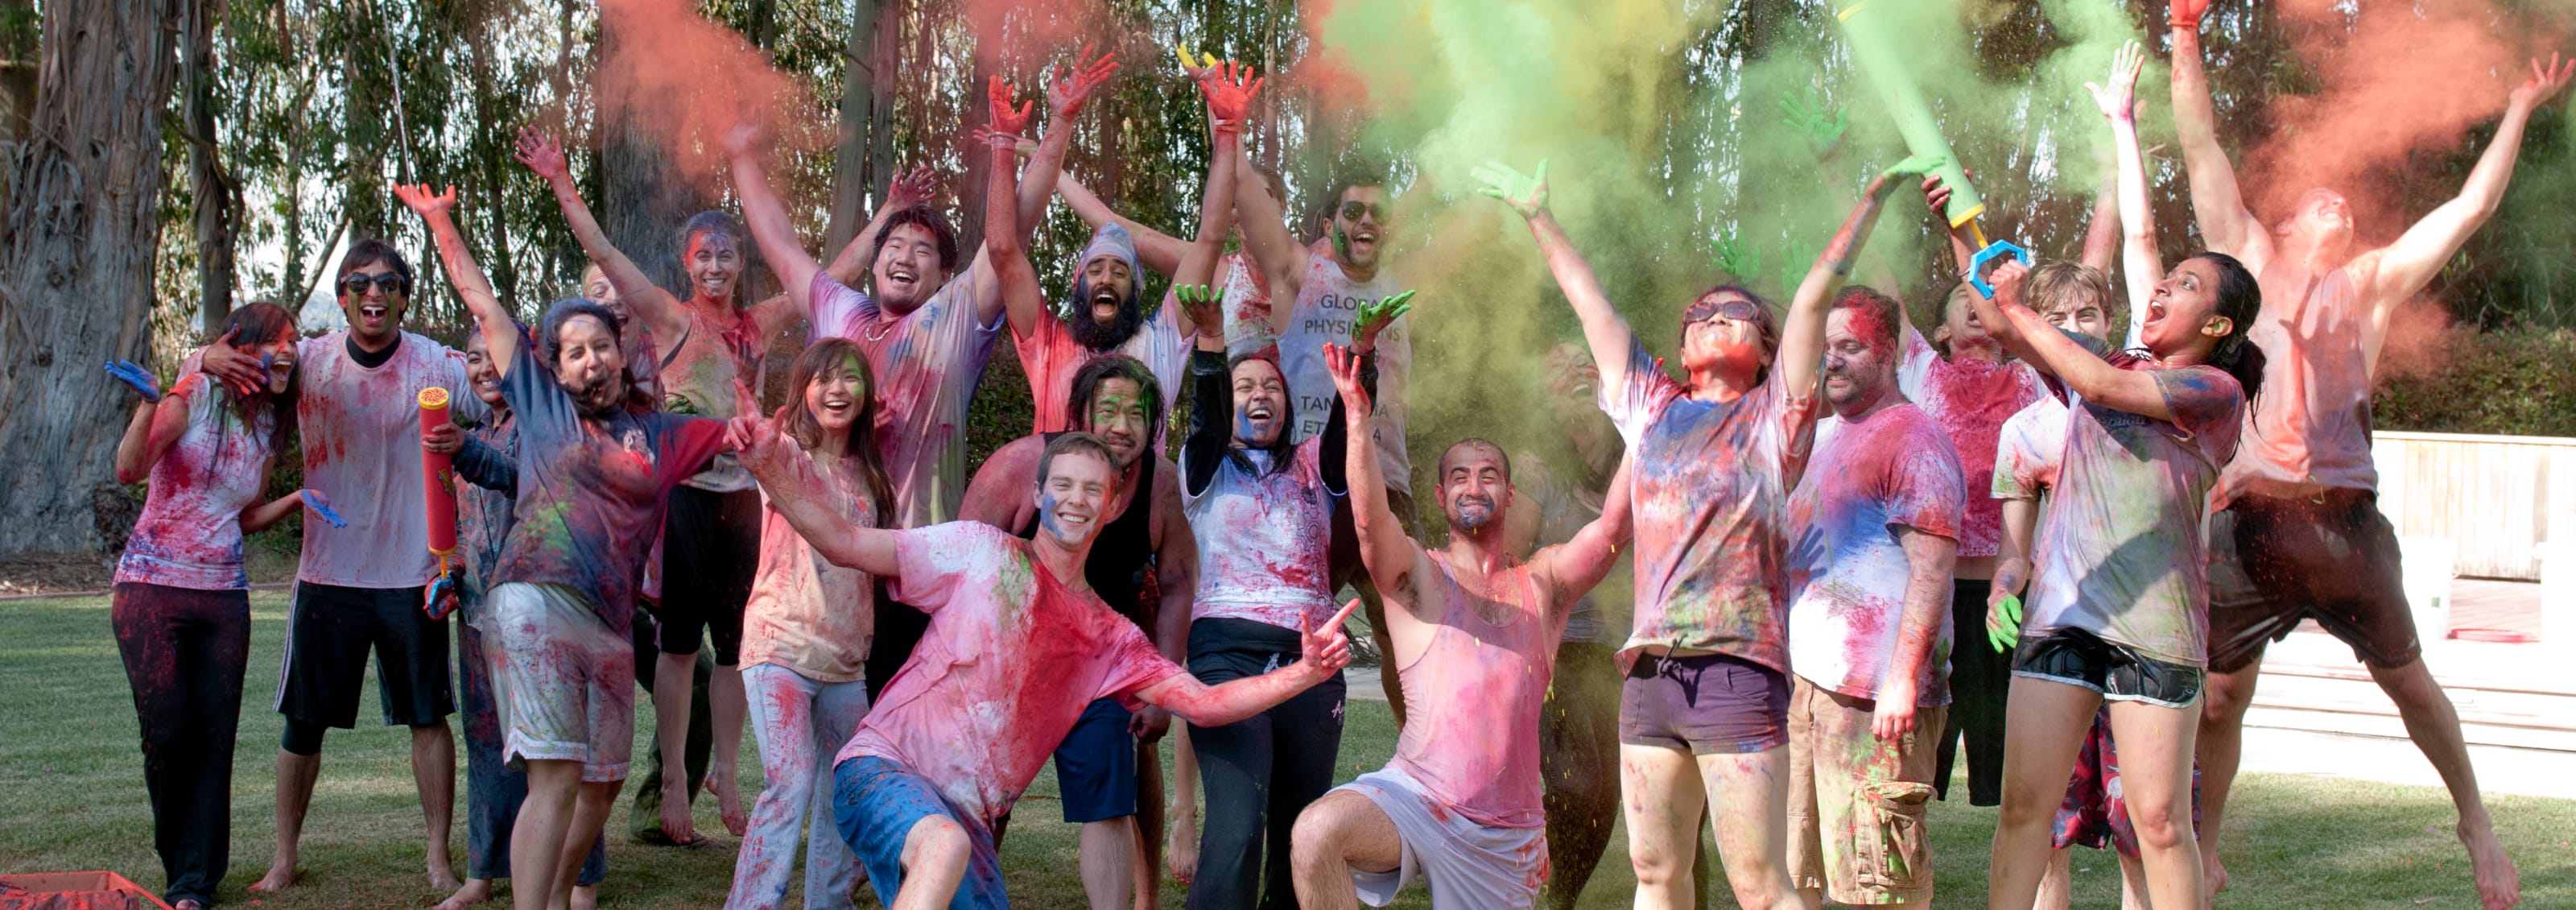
[
  {"xmin": 489, "ymin": 582, "xmax": 636, "ymax": 783},
  {"xmin": 1787, "ymin": 676, "xmax": 1942, "ymax": 905}
]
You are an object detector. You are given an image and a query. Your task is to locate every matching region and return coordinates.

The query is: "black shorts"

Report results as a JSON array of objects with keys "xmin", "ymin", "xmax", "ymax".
[
  {"xmin": 2012, "ymin": 628, "xmax": 2203, "ymax": 709},
  {"xmin": 657, "ymin": 486, "xmax": 762, "ymax": 665},
  {"xmin": 1618, "ymin": 651, "xmax": 1790, "ymax": 755},
  {"xmin": 2206, "ymin": 490, "xmax": 2419, "ymax": 673},
  {"xmin": 276, "ymin": 582, "xmax": 453, "ymax": 727}
]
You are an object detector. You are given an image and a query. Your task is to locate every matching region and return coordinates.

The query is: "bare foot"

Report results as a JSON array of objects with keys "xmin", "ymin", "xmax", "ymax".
[
  {"xmin": 429, "ymin": 854, "xmax": 463, "ymax": 892},
  {"xmin": 1165, "ymin": 812, "xmax": 1197, "ymax": 884},
  {"xmin": 2204, "ymin": 850, "xmax": 2229, "ymax": 899},
  {"xmin": 570, "ymin": 883, "xmax": 600, "ymax": 910},
  {"xmin": 658, "ymin": 778, "xmax": 700, "ymax": 845},
  {"xmin": 175, "ymin": 900, "xmax": 205, "ymax": 910},
  {"xmin": 2460, "ymin": 815, "xmax": 2521, "ymax": 909},
  {"xmin": 249, "ymin": 861, "xmax": 301, "ymax": 892},
  {"xmin": 433, "ymin": 876, "xmax": 496, "ymax": 910},
  {"xmin": 707, "ymin": 763, "xmax": 749, "ymax": 837}
]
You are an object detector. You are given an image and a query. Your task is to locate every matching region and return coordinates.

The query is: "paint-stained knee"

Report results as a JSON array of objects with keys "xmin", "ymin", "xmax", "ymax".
[{"xmin": 902, "ymin": 814, "xmax": 971, "ymax": 875}]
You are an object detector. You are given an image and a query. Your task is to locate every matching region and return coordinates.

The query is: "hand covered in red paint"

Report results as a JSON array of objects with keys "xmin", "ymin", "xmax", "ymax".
[
  {"xmin": 422, "ymin": 421, "xmax": 464, "ymax": 456},
  {"xmin": 1047, "ymin": 44, "xmax": 1120, "ymax": 120},
  {"xmin": 2169, "ymin": 0, "xmax": 2210, "ymax": 31},
  {"xmin": 1198, "ymin": 60, "xmax": 1264, "ymax": 134},
  {"xmin": 2086, "ymin": 40, "xmax": 2146, "ymax": 124},
  {"xmin": 2510, "ymin": 53, "xmax": 2576, "ymax": 111},
  {"xmin": 1297, "ymin": 598, "xmax": 1364, "ymax": 683},
  {"xmin": 197, "ymin": 327, "xmax": 269, "ymax": 398},
  {"xmin": 884, "ymin": 165, "xmax": 939, "ymax": 212},
  {"xmin": 512, "ymin": 126, "xmax": 571, "ymax": 184},
  {"xmin": 394, "ymin": 183, "xmax": 458, "ymax": 221},
  {"xmin": 1129, "ymin": 706, "xmax": 1172, "ymax": 741},
  {"xmin": 1871, "ymin": 678, "xmax": 1920, "ymax": 740},
  {"xmin": 1324, "ymin": 342, "xmax": 1373, "ymax": 420},
  {"xmin": 986, "ymin": 76, "xmax": 1035, "ymax": 143},
  {"xmin": 717, "ymin": 119, "xmax": 762, "ymax": 159},
  {"xmin": 1470, "ymin": 159, "xmax": 1548, "ymax": 220},
  {"xmin": 727, "ymin": 412, "xmax": 790, "ymax": 473},
  {"xmin": 1985, "ymin": 259, "xmax": 2033, "ymax": 312}
]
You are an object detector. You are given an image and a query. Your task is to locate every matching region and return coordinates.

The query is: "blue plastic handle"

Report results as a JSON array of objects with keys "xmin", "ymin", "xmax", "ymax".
[{"xmin": 1966, "ymin": 241, "xmax": 2033, "ymax": 299}]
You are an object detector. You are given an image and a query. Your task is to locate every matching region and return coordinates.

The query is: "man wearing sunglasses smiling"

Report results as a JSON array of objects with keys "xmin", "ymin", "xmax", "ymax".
[{"xmin": 197, "ymin": 238, "xmax": 486, "ymax": 896}]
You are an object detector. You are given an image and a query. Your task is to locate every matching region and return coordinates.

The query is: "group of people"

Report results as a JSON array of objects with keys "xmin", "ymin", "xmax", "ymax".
[{"xmin": 100, "ymin": 5, "xmax": 2566, "ymax": 908}]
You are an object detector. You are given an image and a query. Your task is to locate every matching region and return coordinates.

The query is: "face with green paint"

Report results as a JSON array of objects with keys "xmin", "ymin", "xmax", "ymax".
[
  {"xmin": 1081, "ymin": 377, "xmax": 1151, "ymax": 470},
  {"xmin": 803, "ymin": 354, "xmax": 868, "ymax": 435},
  {"xmin": 1035, "ymin": 447, "xmax": 1117, "ymax": 548},
  {"xmin": 1330, "ymin": 186, "xmax": 1393, "ymax": 270}
]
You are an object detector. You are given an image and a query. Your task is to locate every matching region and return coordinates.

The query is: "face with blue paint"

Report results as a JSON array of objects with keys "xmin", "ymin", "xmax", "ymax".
[
  {"xmin": 1034, "ymin": 448, "xmax": 1118, "ymax": 548},
  {"xmin": 1438, "ymin": 441, "xmax": 1513, "ymax": 536},
  {"xmin": 1230, "ymin": 358, "xmax": 1287, "ymax": 448}
]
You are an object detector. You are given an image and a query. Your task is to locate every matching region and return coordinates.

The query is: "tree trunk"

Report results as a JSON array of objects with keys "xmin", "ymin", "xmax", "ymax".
[
  {"xmin": 0, "ymin": 0, "xmax": 37, "ymax": 220},
  {"xmin": 598, "ymin": 8, "xmax": 708, "ymax": 300},
  {"xmin": 184, "ymin": 0, "xmax": 234, "ymax": 333},
  {"xmin": 0, "ymin": 0, "xmax": 187, "ymax": 553},
  {"xmin": 824, "ymin": 0, "xmax": 891, "ymax": 255}
]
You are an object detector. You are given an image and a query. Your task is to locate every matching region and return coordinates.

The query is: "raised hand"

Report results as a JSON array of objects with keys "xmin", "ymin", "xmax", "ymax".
[
  {"xmin": 1777, "ymin": 87, "xmax": 1847, "ymax": 158},
  {"xmin": 2087, "ymin": 40, "xmax": 2146, "ymax": 123},
  {"xmin": 987, "ymin": 76, "xmax": 1035, "ymax": 141},
  {"xmin": 1987, "ymin": 590, "xmax": 2024, "ymax": 654},
  {"xmin": 1174, "ymin": 283, "xmax": 1224, "ymax": 337},
  {"xmin": 729, "ymin": 412, "xmax": 791, "ymax": 475},
  {"xmin": 105, "ymin": 361, "xmax": 162, "ymax": 402},
  {"xmin": 717, "ymin": 119, "xmax": 761, "ymax": 159},
  {"xmin": 512, "ymin": 126, "xmax": 569, "ymax": 183},
  {"xmin": 1878, "ymin": 153, "xmax": 1948, "ymax": 182},
  {"xmin": 1173, "ymin": 44, "xmax": 1220, "ymax": 82},
  {"xmin": 1471, "ymin": 159, "xmax": 1549, "ymax": 219},
  {"xmin": 2511, "ymin": 52, "xmax": 2576, "ymax": 110},
  {"xmin": 886, "ymin": 165, "xmax": 939, "ymax": 211},
  {"xmin": 1323, "ymin": 342, "xmax": 1373, "ymax": 418},
  {"xmin": 1298, "ymin": 598, "xmax": 1364, "ymax": 680},
  {"xmin": 1712, "ymin": 233, "xmax": 1760, "ymax": 283},
  {"xmin": 1047, "ymin": 44, "xmax": 1120, "ymax": 120},
  {"xmin": 1352, "ymin": 290, "xmax": 1414, "ymax": 354},
  {"xmin": 1985, "ymin": 258, "xmax": 2034, "ymax": 308},
  {"xmin": 1199, "ymin": 60, "xmax": 1264, "ymax": 134},
  {"xmin": 394, "ymin": 183, "xmax": 458, "ymax": 219},
  {"xmin": 2169, "ymin": 0, "xmax": 2211, "ymax": 31},
  {"xmin": 197, "ymin": 326, "xmax": 266, "ymax": 397},
  {"xmin": 301, "ymin": 490, "xmax": 349, "ymax": 529}
]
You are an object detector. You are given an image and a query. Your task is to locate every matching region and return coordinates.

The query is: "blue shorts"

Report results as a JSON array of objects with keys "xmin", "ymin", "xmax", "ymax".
[
  {"xmin": 832, "ymin": 755, "xmax": 1008, "ymax": 908},
  {"xmin": 1053, "ymin": 698, "xmax": 1138, "ymax": 823}
]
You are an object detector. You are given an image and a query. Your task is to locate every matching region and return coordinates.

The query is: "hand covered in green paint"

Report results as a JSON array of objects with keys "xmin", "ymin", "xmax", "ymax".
[
  {"xmin": 1471, "ymin": 160, "xmax": 1548, "ymax": 219},
  {"xmin": 2510, "ymin": 53, "xmax": 2576, "ymax": 112},
  {"xmin": 1777, "ymin": 87, "xmax": 1847, "ymax": 158},
  {"xmin": 2087, "ymin": 40, "xmax": 2146, "ymax": 124},
  {"xmin": 1877, "ymin": 153, "xmax": 1948, "ymax": 182},
  {"xmin": 1711, "ymin": 234, "xmax": 1760, "ymax": 283},
  {"xmin": 1047, "ymin": 44, "xmax": 1120, "ymax": 120},
  {"xmin": 1174, "ymin": 283, "xmax": 1225, "ymax": 337},
  {"xmin": 1987, "ymin": 590, "xmax": 2024, "ymax": 654},
  {"xmin": 512, "ymin": 126, "xmax": 570, "ymax": 184},
  {"xmin": 1351, "ymin": 290, "xmax": 1414, "ymax": 354}
]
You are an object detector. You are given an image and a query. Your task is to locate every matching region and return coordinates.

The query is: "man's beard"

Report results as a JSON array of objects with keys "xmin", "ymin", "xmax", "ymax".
[
  {"xmin": 1449, "ymin": 494, "xmax": 1497, "ymax": 532},
  {"xmin": 1068, "ymin": 277, "xmax": 1143, "ymax": 352}
]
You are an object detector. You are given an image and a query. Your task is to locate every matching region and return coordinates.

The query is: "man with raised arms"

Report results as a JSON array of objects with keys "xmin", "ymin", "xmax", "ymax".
[
  {"xmin": 731, "ymin": 414, "xmax": 1355, "ymax": 908},
  {"xmin": 1286, "ymin": 341, "xmax": 1633, "ymax": 909},
  {"xmin": 2169, "ymin": 3, "xmax": 2572, "ymax": 905}
]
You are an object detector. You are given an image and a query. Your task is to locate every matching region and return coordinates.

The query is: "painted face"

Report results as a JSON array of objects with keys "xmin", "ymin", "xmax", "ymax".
[
  {"xmin": 1082, "ymin": 377, "xmax": 1150, "ymax": 469},
  {"xmin": 2041, "ymin": 293, "xmax": 2113, "ymax": 343},
  {"xmin": 2142, "ymin": 257, "xmax": 2229, "ymax": 358},
  {"xmin": 1678, "ymin": 289, "xmax": 1766, "ymax": 381},
  {"xmin": 1822, "ymin": 307, "xmax": 1899, "ymax": 413},
  {"xmin": 872, "ymin": 223, "xmax": 950, "ymax": 314},
  {"xmin": 553, "ymin": 314, "xmax": 629, "ymax": 417},
  {"xmin": 683, "ymin": 231, "xmax": 743, "ymax": 304},
  {"xmin": 1940, "ymin": 284, "xmax": 2001, "ymax": 361},
  {"xmin": 2283, "ymin": 188, "xmax": 2355, "ymax": 257},
  {"xmin": 804, "ymin": 355, "xmax": 866, "ymax": 435},
  {"xmin": 1330, "ymin": 186, "xmax": 1393, "ymax": 270},
  {"xmin": 337, "ymin": 262, "xmax": 409, "ymax": 341},
  {"xmin": 583, "ymin": 267, "xmax": 634, "ymax": 327},
  {"xmin": 257, "ymin": 325, "xmax": 298, "ymax": 395},
  {"xmin": 1035, "ymin": 449, "xmax": 1117, "ymax": 548},
  {"xmin": 1079, "ymin": 255, "xmax": 1136, "ymax": 326},
  {"xmin": 464, "ymin": 333, "xmax": 504, "ymax": 407},
  {"xmin": 1230, "ymin": 358, "xmax": 1287, "ymax": 448},
  {"xmin": 1438, "ymin": 442, "xmax": 1511, "ymax": 533}
]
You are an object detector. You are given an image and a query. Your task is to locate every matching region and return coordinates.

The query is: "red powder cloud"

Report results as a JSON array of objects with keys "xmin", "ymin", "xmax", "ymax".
[{"xmin": 595, "ymin": 0, "xmax": 811, "ymax": 184}]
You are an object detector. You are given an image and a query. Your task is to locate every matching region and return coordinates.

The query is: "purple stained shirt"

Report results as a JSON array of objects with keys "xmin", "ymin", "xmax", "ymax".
[
  {"xmin": 492, "ymin": 340, "xmax": 728, "ymax": 635},
  {"xmin": 1786, "ymin": 403, "xmax": 1965, "ymax": 705},
  {"xmin": 811, "ymin": 270, "xmax": 1000, "ymax": 529},
  {"xmin": 1600, "ymin": 337, "xmax": 1821, "ymax": 674}
]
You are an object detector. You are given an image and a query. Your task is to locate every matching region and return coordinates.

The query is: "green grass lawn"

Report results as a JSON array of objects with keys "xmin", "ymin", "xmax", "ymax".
[{"xmin": 5, "ymin": 591, "xmax": 2571, "ymax": 908}]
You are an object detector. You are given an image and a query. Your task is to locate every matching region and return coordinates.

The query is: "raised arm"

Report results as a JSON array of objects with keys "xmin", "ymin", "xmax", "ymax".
[
  {"xmin": 2079, "ymin": 147, "xmax": 2121, "ymax": 275},
  {"xmin": 2093, "ymin": 42, "xmax": 2165, "ymax": 325},
  {"xmin": 1138, "ymin": 599, "xmax": 1357, "ymax": 727},
  {"xmin": 514, "ymin": 127, "xmax": 685, "ymax": 343},
  {"xmin": 1327, "ymin": 342, "xmax": 1422, "ymax": 610},
  {"xmin": 1178, "ymin": 287, "xmax": 1232, "ymax": 496},
  {"xmin": 2168, "ymin": 0, "xmax": 2270, "ymax": 267},
  {"xmin": 110, "ymin": 371, "xmax": 192, "ymax": 485},
  {"xmin": 1474, "ymin": 161, "xmax": 1641, "ymax": 397},
  {"xmin": 1174, "ymin": 64, "xmax": 1256, "ymax": 292},
  {"xmin": 1971, "ymin": 260, "xmax": 2181, "ymax": 421},
  {"xmin": 1230, "ymin": 89, "xmax": 1310, "ymax": 312},
  {"xmin": 1782, "ymin": 156, "xmax": 1945, "ymax": 397},
  {"xmin": 733, "ymin": 414, "xmax": 901, "ymax": 576},
  {"xmin": 979, "ymin": 78, "xmax": 1049, "ymax": 339},
  {"xmin": 1533, "ymin": 454, "xmax": 1633, "ymax": 606},
  {"xmin": 398, "ymin": 184, "xmax": 520, "ymax": 372},
  {"xmin": 1057, "ymin": 173, "xmax": 1190, "ymax": 277},
  {"xmin": 820, "ymin": 165, "xmax": 938, "ymax": 287},
  {"xmin": 2365, "ymin": 55, "xmax": 2574, "ymax": 326},
  {"xmin": 724, "ymin": 122, "xmax": 829, "ymax": 323}
]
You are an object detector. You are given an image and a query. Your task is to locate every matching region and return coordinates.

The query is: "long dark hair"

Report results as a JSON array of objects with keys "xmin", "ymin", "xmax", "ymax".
[
  {"xmin": 2186, "ymin": 251, "xmax": 2268, "ymax": 402},
  {"xmin": 782, "ymin": 338, "xmax": 898, "ymax": 529},
  {"xmin": 1067, "ymin": 354, "xmax": 1164, "ymax": 449},
  {"xmin": 219, "ymin": 301, "xmax": 299, "ymax": 453},
  {"xmin": 1224, "ymin": 351, "xmax": 1298, "ymax": 477}
]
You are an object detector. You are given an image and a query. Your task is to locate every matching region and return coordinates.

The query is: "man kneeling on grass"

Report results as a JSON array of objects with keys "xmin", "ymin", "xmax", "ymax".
[
  {"xmin": 732, "ymin": 415, "xmax": 1356, "ymax": 908},
  {"xmin": 1287, "ymin": 344, "xmax": 1634, "ymax": 910}
]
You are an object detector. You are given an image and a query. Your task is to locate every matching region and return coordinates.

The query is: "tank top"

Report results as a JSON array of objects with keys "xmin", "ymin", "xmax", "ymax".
[
  {"xmin": 1017, "ymin": 431, "xmax": 1157, "ymax": 627},
  {"xmin": 660, "ymin": 307, "xmax": 768, "ymax": 492},
  {"xmin": 1275, "ymin": 242, "xmax": 1413, "ymax": 493},
  {"xmin": 1385, "ymin": 551, "xmax": 1562, "ymax": 829},
  {"xmin": 2220, "ymin": 264, "xmax": 2378, "ymax": 498}
]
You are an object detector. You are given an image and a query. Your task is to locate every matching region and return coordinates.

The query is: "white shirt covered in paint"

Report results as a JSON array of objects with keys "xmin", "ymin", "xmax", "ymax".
[
  {"xmin": 292, "ymin": 331, "xmax": 481, "ymax": 589},
  {"xmin": 1275, "ymin": 241, "xmax": 1413, "ymax": 494},
  {"xmin": 810, "ymin": 269, "xmax": 1001, "ymax": 530}
]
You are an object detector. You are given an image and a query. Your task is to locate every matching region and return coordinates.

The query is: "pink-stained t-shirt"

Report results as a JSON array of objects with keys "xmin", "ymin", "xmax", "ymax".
[
  {"xmin": 2219, "ymin": 263, "xmax": 2379, "ymax": 499},
  {"xmin": 1600, "ymin": 337, "xmax": 1820, "ymax": 674},
  {"xmin": 1013, "ymin": 296, "xmax": 1191, "ymax": 433},
  {"xmin": 2025, "ymin": 334, "xmax": 2244, "ymax": 667},
  {"xmin": 292, "ymin": 331, "xmax": 481, "ymax": 589},
  {"xmin": 1992, "ymin": 395, "xmax": 2069, "ymax": 504},
  {"xmin": 1218, "ymin": 251, "xmax": 1276, "ymax": 358},
  {"xmin": 1385, "ymin": 550, "xmax": 1567, "ymax": 829},
  {"xmin": 1182, "ymin": 437, "xmax": 1340, "ymax": 631},
  {"xmin": 1786, "ymin": 403, "xmax": 1965, "ymax": 705},
  {"xmin": 656, "ymin": 306, "xmax": 770, "ymax": 493},
  {"xmin": 1276, "ymin": 240, "xmax": 1413, "ymax": 493},
  {"xmin": 740, "ymin": 449, "xmax": 882, "ymax": 683},
  {"xmin": 810, "ymin": 270, "xmax": 1000, "ymax": 529},
  {"xmin": 836, "ymin": 522, "xmax": 1186, "ymax": 823},
  {"xmin": 1895, "ymin": 327, "xmax": 2045, "ymax": 559},
  {"xmin": 116, "ymin": 374, "xmax": 281, "ymax": 590}
]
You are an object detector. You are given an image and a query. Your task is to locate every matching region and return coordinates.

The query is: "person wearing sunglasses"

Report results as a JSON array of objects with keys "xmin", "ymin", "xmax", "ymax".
[
  {"xmin": 1475, "ymin": 152, "xmax": 1935, "ymax": 910},
  {"xmin": 195, "ymin": 238, "xmax": 485, "ymax": 896}
]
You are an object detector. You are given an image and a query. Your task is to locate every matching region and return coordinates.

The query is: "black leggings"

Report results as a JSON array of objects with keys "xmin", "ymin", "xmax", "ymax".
[
  {"xmin": 112, "ymin": 582, "xmax": 251, "ymax": 908},
  {"xmin": 1185, "ymin": 618, "xmax": 1347, "ymax": 910},
  {"xmin": 1938, "ymin": 577, "xmax": 2007, "ymax": 805}
]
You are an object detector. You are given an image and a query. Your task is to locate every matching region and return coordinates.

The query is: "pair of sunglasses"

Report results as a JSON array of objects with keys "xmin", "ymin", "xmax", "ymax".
[
  {"xmin": 341, "ymin": 272, "xmax": 411, "ymax": 296},
  {"xmin": 1682, "ymin": 297, "xmax": 1762, "ymax": 324},
  {"xmin": 1337, "ymin": 201, "xmax": 1393, "ymax": 224}
]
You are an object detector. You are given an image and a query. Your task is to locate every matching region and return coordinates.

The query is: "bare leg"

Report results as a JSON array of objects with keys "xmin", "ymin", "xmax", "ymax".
[
  {"xmin": 2194, "ymin": 660, "xmax": 2260, "ymax": 897},
  {"xmin": 511, "ymin": 760, "xmax": 582, "ymax": 910},
  {"xmin": 652, "ymin": 650, "xmax": 700, "ymax": 844},
  {"xmin": 2116, "ymin": 853, "xmax": 2150, "ymax": 910},
  {"xmin": 2036, "ymin": 847, "xmax": 2074, "ymax": 910},
  {"xmin": 2103, "ymin": 699, "xmax": 2202, "ymax": 910},
  {"xmin": 1620, "ymin": 744, "xmax": 1707, "ymax": 910},
  {"xmin": 1133, "ymin": 737, "xmax": 1164, "ymax": 910},
  {"xmin": 416, "ymin": 722, "xmax": 462, "ymax": 890},
  {"xmin": 708, "ymin": 661, "xmax": 749, "ymax": 837},
  {"xmin": 1699, "ymin": 748, "xmax": 1803, "ymax": 910},
  {"xmin": 894, "ymin": 814, "xmax": 972, "ymax": 910},
  {"xmin": 433, "ymin": 877, "xmax": 497, "ymax": 910},
  {"xmin": 2368, "ymin": 657, "xmax": 2520, "ymax": 910},
  {"xmin": 1288, "ymin": 790, "xmax": 1402, "ymax": 910},
  {"xmin": 1987, "ymin": 677, "xmax": 2099, "ymax": 910},
  {"xmin": 253, "ymin": 748, "xmax": 320, "ymax": 891},
  {"xmin": 547, "ymin": 780, "xmax": 618, "ymax": 910},
  {"xmin": 1078, "ymin": 817, "xmax": 1139, "ymax": 910},
  {"xmin": 1165, "ymin": 726, "xmax": 1199, "ymax": 884}
]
